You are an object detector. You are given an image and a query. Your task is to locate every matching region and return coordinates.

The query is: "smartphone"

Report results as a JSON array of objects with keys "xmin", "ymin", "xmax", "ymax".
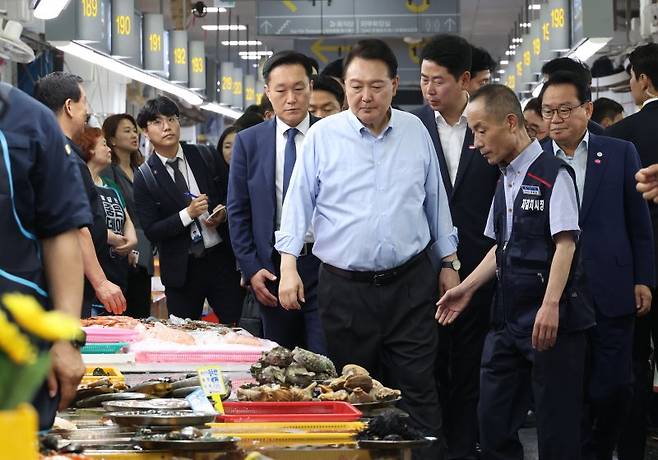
[{"xmin": 208, "ymin": 204, "xmax": 226, "ymax": 221}]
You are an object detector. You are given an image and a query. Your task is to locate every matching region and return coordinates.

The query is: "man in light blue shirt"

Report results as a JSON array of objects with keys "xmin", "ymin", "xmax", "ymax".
[
  {"xmin": 554, "ymin": 131, "xmax": 588, "ymax": 206},
  {"xmin": 275, "ymin": 39, "xmax": 458, "ymax": 449}
]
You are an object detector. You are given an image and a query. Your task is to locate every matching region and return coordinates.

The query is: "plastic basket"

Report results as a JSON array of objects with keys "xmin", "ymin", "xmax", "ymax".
[
  {"xmin": 81, "ymin": 342, "xmax": 128, "ymax": 354},
  {"xmin": 217, "ymin": 402, "xmax": 362, "ymax": 423},
  {"xmin": 134, "ymin": 350, "xmax": 263, "ymax": 364},
  {"xmin": 80, "ymin": 367, "xmax": 125, "ymax": 385},
  {"xmin": 209, "ymin": 421, "xmax": 366, "ymax": 433},
  {"xmin": 83, "ymin": 327, "xmax": 140, "ymax": 343},
  {"xmin": 0, "ymin": 404, "xmax": 38, "ymax": 460}
]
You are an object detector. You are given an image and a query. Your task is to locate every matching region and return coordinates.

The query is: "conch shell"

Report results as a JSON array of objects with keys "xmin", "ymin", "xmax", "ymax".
[{"xmin": 342, "ymin": 364, "xmax": 370, "ymax": 377}]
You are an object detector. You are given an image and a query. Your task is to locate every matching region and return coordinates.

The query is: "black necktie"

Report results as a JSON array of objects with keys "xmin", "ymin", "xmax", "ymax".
[
  {"xmin": 168, "ymin": 157, "xmax": 204, "ymax": 256},
  {"xmin": 167, "ymin": 157, "xmax": 190, "ymax": 203},
  {"xmin": 283, "ymin": 128, "xmax": 299, "ymax": 200}
]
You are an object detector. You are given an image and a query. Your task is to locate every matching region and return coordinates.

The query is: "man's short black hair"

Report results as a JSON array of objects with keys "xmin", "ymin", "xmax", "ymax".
[
  {"xmin": 244, "ymin": 104, "xmax": 264, "ymax": 116},
  {"xmin": 592, "ymin": 97, "xmax": 623, "ymax": 124},
  {"xmin": 523, "ymin": 97, "xmax": 542, "ymax": 116},
  {"xmin": 259, "ymin": 94, "xmax": 273, "ymax": 113},
  {"xmin": 471, "ymin": 46, "xmax": 496, "ymax": 74},
  {"xmin": 234, "ymin": 111, "xmax": 264, "ymax": 131},
  {"xmin": 629, "ymin": 43, "xmax": 658, "ymax": 88},
  {"xmin": 538, "ymin": 70, "xmax": 591, "ymax": 106},
  {"xmin": 420, "ymin": 34, "xmax": 472, "ymax": 80},
  {"xmin": 541, "ymin": 57, "xmax": 592, "ymax": 85},
  {"xmin": 136, "ymin": 96, "xmax": 180, "ymax": 129},
  {"xmin": 343, "ymin": 39, "xmax": 398, "ymax": 79},
  {"xmin": 307, "ymin": 56, "xmax": 320, "ymax": 74},
  {"xmin": 34, "ymin": 71, "xmax": 84, "ymax": 113},
  {"xmin": 321, "ymin": 58, "xmax": 344, "ymax": 80},
  {"xmin": 262, "ymin": 51, "xmax": 313, "ymax": 83},
  {"xmin": 470, "ymin": 83, "xmax": 524, "ymax": 125},
  {"xmin": 311, "ymin": 74, "xmax": 345, "ymax": 106}
]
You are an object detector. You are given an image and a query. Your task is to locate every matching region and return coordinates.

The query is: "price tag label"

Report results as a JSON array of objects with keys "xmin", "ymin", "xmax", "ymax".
[{"xmin": 197, "ymin": 366, "xmax": 227, "ymax": 414}]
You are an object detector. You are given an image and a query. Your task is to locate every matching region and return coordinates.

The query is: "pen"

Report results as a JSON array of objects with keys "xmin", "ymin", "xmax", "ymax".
[{"xmin": 185, "ymin": 192, "xmax": 198, "ymax": 199}]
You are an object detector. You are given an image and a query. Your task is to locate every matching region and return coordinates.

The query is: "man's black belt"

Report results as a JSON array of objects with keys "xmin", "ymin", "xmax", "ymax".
[{"xmin": 322, "ymin": 249, "xmax": 427, "ymax": 286}]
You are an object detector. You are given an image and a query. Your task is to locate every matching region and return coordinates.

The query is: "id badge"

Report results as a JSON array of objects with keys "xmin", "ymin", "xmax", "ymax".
[{"xmin": 191, "ymin": 221, "xmax": 203, "ymax": 244}]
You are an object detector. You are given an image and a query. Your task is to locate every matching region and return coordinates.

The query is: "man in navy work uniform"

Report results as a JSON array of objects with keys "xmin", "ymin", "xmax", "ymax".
[
  {"xmin": 539, "ymin": 71, "xmax": 654, "ymax": 460},
  {"xmin": 0, "ymin": 82, "xmax": 91, "ymax": 429},
  {"xmin": 228, "ymin": 51, "xmax": 326, "ymax": 353},
  {"xmin": 34, "ymin": 72, "xmax": 126, "ymax": 318},
  {"xmin": 133, "ymin": 96, "xmax": 241, "ymax": 322},
  {"xmin": 437, "ymin": 84, "xmax": 595, "ymax": 460},
  {"xmin": 412, "ymin": 34, "xmax": 499, "ymax": 460},
  {"xmin": 275, "ymin": 39, "xmax": 459, "ymax": 455}
]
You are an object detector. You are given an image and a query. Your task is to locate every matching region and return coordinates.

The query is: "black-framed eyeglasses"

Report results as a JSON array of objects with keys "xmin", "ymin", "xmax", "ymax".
[
  {"xmin": 541, "ymin": 102, "xmax": 588, "ymax": 120},
  {"xmin": 147, "ymin": 116, "xmax": 180, "ymax": 129}
]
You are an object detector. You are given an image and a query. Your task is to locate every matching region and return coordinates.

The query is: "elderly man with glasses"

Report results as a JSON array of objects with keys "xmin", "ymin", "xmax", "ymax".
[{"xmin": 539, "ymin": 71, "xmax": 655, "ymax": 460}]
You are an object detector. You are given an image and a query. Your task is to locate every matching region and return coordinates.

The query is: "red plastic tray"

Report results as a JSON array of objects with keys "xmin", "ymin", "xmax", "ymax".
[{"xmin": 216, "ymin": 402, "xmax": 362, "ymax": 423}]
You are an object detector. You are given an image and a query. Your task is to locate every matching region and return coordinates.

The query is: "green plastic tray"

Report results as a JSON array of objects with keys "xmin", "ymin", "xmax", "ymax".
[{"xmin": 81, "ymin": 342, "xmax": 128, "ymax": 354}]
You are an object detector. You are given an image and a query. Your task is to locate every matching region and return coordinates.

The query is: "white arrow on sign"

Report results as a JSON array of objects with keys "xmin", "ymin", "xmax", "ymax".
[
  {"xmin": 444, "ymin": 17, "xmax": 456, "ymax": 32},
  {"xmin": 260, "ymin": 20, "xmax": 273, "ymax": 33}
]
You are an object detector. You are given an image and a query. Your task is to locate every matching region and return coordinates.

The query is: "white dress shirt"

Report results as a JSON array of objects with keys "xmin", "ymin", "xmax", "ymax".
[
  {"xmin": 275, "ymin": 114, "xmax": 314, "ymax": 244},
  {"xmin": 155, "ymin": 145, "xmax": 221, "ymax": 249},
  {"xmin": 435, "ymin": 110, "xmax": 468, "ymax": 185}
]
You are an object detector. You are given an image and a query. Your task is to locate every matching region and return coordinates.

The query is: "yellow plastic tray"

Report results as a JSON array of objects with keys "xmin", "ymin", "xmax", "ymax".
[
  {"xmin": 230, "ymin": 432, "xmax": 357, "ymax": 447},
  {"xmin": 209, "ymin": 421, "xmax": 366, "ymax": 433},
  {"xmin": 81, "ymin": 366, "xmax": 125, "ymax": 385}
]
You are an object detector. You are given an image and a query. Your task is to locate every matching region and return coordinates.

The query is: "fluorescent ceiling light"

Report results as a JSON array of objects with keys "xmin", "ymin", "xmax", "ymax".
[
  {"xmin": 238, "ymin": 51, "xmax": 272, "ymax": 56},
  {"xmin": 200, "ymin": 102, "xmax": 243, "ymax": 119},
  {"xmin": 567, "ymin": 37, "xmax": 611, "ymax": 63},
  {"xmin": 499, "ymin": 59, "xmax": 509, "ymax": 65},
  {"xmin": 497, "ymin": 69, "xmax": 506, "ymax": 74},
  {"xmin": 528, "ymin": 4, "xmax": 541, "ymax": 10},
  {"xmin": 199, "ymin": 6, "xmax": 227, "ymax": 13},
  {"xmin": 202, "ymin": 25, "xmax": 247, "ymax": 31},
  {"xmin": 221, "ymin": 40, "xmax": 263, "ymax": 46},
  {"xmin": 32, "ymin": 0, "xmax": 72, "ymax": 19},
  {"xmin": 53, "ymin": 41, "xmax": 204, "ymax": 106}
]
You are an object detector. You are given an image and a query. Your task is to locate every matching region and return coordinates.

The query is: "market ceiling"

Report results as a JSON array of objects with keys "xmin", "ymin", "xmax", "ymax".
[{"xmin": 136, "ymin": 0, "xmax": 527, "ymax": 64}]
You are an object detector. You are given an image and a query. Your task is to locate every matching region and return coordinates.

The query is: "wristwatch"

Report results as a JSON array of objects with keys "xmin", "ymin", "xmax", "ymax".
[
  {"xmin": 441, "ymin": 259, "xmax": 462, "ymax": 271},
  {"xmin": 70, "ymin": 329, "xmax": 87, "ymax": 350}
]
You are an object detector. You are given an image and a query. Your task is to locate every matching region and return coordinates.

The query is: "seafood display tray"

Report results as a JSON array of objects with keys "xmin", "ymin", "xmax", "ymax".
[
  {"xmin": 107, "ymin": 410, "xmax": 216, "ymax": 427},
  {"xmin": 358, "ymin": 438, "xmax": 433, "ymax": 450},
  {"xmin": 216, "ymin": 402, "xmax": 362, "ymax": 423},
  {"xmin": 102, "ymin": 398, "xmax": 191, "ymax": 412},
  {"xmin": 132, "ymin": 435, "xmax": 239, "ymax": 451}
]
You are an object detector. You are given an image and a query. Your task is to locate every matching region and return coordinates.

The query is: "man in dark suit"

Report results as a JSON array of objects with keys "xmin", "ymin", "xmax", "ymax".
[
  {"xmin": 411, "ymin": 34, "xmax": 499, "ymax": 460},
  {"xmin": 228, "ymin": 51, "xmax": 326, "ymax": 353},
  {"xmin": 539, "ymin": 71, "xmax": 654, "ymax": 460},
  {"xmin": 604, "ymin": 43, "xmax": 658, "ymax": 460},
  {"xmin": 133, "ymin": 96, "xmax": 242, "ymax": 322},
  {"xmin": 541, "ymin": 57, "xmax": 605, "ymax": 135}
]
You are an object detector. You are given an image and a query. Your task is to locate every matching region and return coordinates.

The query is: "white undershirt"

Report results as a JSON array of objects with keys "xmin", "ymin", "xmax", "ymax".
[
  {"xmin": 435, "ymin": 111, "xmax": 468, "ymax": 185},
  {"xmin": 155, "ymin": 145, "xmax": 221, "ymax": 249}
]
